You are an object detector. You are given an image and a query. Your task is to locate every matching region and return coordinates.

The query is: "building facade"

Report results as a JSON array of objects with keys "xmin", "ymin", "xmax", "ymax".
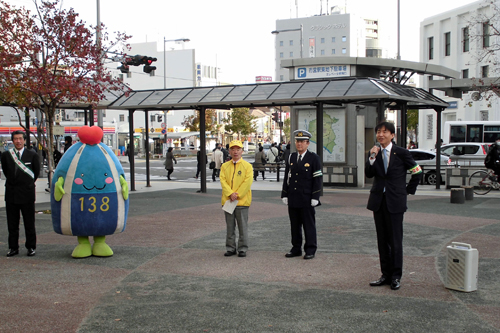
[{"xmin": 418, "ymin": 0, "xmax": 500, "ymax": 150}]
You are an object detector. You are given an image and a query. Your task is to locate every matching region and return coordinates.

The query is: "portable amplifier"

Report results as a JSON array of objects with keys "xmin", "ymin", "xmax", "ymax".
[{"xmin": 445, "ymin": 242, "xmax": 478, "ymax": 292}]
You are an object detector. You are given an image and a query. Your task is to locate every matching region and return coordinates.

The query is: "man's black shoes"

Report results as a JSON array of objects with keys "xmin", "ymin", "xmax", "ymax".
[
  {"xmin": 6, "ymin": 249, "xmax": 19, "ymax": 257},
  {"xmin": 27, "ymin": 248, "xmax": 36, "ymax": 257},
  {"xmin": 224, "ymin": 251, "xmax": 236, "ymax": 257},
  {"xmin": 238, "ymin": 251, "xmax": 246, "ymax": 257},
  {"xmin": 303, "ymin": 254, "xmax": 315, "ymax": 260},
  {"xmin": 390, "ymin": 279, "xmax": 401, "ymax": 290},
  {"xmin": 369, "ymin": 276, "xmax": 390, "ymax": 287},
  {"xmin": 285, "ymin": 252, "xmax": 302, "ymax": 258}
]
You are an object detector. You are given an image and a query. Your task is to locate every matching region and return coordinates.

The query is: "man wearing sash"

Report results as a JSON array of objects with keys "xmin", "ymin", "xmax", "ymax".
[{"xmin": 1, "ymin": 131, "xmax": 40, "ymax": 257}]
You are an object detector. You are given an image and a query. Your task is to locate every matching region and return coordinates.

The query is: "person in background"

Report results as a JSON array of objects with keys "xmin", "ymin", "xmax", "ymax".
[
  {"xmin": 221, "ymin": 143, "xmax": 229, "ymax": 162},
  {"xmin": 281, "ymin": 130, "xmax": 322, "ymax": 260},
  {"xmin": 1, "ymin": 130, "xmax": 40, "ymax": 257},
  {"xmin": 211, "ymin": 145, "xmax": 224, "ymax": 182},
  {"xmin": 253, "ymin": 146, "xmax": 266, "ymax": 181},
  {"xmin": 282, "ymin": 143, "xmax": 291, "ymax": 166},
  {"xmin": 195, "ymin": 146, "xmax": 207, "ymax": 179},
  {"xmin": 267, "ymin": 143, "xmax": 279, "ymax": 172},
  {"xmin": 485, "ymin": 138, "xmax": 500, "ymax": 182},
  {"xmin": 365, "ymin": 121, "xmax": 422, "ymax": 291},
  {"xmin": 164, "ymin": 147, "xmax": 177, "ymax": 180},
  {"xmin": 219, "ymin": 140, "xmax": 253, "ymax": 257},
  {"xmin": 63, "ymin": 136, "xmax": 72, "ymax": 153}
]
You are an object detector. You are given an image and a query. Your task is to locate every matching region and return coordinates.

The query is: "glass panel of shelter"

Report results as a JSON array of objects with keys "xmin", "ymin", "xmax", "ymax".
[
  {"xmin": 318, "ymin": 79, "xmax": 355, "ymax": 98},
  {"xmin": 223, "ymin": 85, "xmax": 257, "ymax": 102},
  {"xmin": 293, "ymin": 81, "xmax": 329, "ymax": 99},
  {"xmin": 245, "ymin": 84, "xmax": 280, "ymax": 101},
  {"xmin": 120, "ymin": 91, "xmax": 155, "ymax": 106},
  {"xmin": 201, "ymin": 86, "xmax": 235, "ymax": 103},
  {"xmin": 348, "ymin": 79, "xmax": 386, "ymax": 96},
  {"xmin": 181, "ymin": 88, "xmax": 214, "ymax": 103},
  {"xmin": 161, "ymin": 89, "xmax": 192, "ymax": 104},
  {"xmin": 142, "ymin": 90, "xmax": 173, "ymax": 106},
  {"xmin": 268, "ymin": 82, "xmax": 303, "ymax": 100}
]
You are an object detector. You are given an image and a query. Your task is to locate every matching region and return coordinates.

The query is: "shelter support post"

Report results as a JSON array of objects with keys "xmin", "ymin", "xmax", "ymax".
[
  {"xmin": 128, "ymin": 109, "xmax": 136, "ymax": 191},
  {"xmin": 377, "ymin": 99, "xmax": 385, "ymax": 123},
  {"xmin": 84, "ymin": 108, "xmax": 89, "ymax": 126},
  {"xmin": 145, "ymin": 111, "xmax": 151, "ymax": 187},
  {"xmin": 400, "ymin": 102, "xmax": 408, "ymax": 148},
  {"xmin": 434, "ymin": 107, "xmax": 444, "ymax": 189},
  {"xmin": 316, "ymin": 102, "xmax": 324, "ymax": 196},
  {"xmin": 199, "ymin": 107, "xmax": 207, "ymax": 193}
]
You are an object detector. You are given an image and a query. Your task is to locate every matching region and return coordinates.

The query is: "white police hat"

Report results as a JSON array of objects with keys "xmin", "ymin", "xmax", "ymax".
[{"xmin": 294, "ymin": 130, "xmax": 312, "ymax": 140}]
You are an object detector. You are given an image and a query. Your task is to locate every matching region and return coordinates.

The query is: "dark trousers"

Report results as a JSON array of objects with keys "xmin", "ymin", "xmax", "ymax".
[
  {"xmin": 196, "ymin": 164, "xmax": 201, "ymax": 178},
  {"xmin": 167, "ymin": 168, "xmax": 173, "ymax": 179},
  {"xmin": 288, "ymin": 206, "xmax": 317, "ymax": 255},
  {"xmin": 253, "ymin": 170, "xmax": 265, "ymax": 180},
  {"xmin": 6, "ymin": 202, "xmax": 36, "ymax": 250},
  {"xmin": 212, "ymin": 168, "xmax": 220, "ymax": 181},
  {"xmin": 373, "ymin": 195, "xmax": 404, "ymax": 280}
]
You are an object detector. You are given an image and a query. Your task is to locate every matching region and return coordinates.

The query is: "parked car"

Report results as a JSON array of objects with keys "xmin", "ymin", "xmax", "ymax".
[
  {"xmin": 409, "ymin": 149, "xmax": 451, "ymax": 185},
  {"xmin": 246, "ymin": 142, "xmax": 256, "ymax": 153},
  {"xmin": 440, "ymin": 143, "xmax": 489, "ymax": 166},
  {"xmin": 263, "ymin": 143, "xmax": 271, "ymax": 156}
]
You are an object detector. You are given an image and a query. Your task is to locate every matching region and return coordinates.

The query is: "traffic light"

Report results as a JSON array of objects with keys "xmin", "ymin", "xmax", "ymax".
[
  {"xmin": 157, "ymin": 114, "xmax": 162, "ymax": 122},
  {"xmin": 143, "ymin": 57, "xmax": 157, "ymax": 74},
  {"xmin": 117, "ymin": 63, "xmax": 129, "ymax": 73},
  {"xmin": 272, "ymin": 112, "xmax": 279, "ymax": 122}
]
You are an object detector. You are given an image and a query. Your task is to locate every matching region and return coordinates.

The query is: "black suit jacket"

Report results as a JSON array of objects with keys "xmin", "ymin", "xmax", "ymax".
[
  {"xmin": 1, "ymin": 148, "xmax": 40, "ymax": 204},
  {"xmin": 365, "ymin": 145, "xmax": 421, "ymax": 214},
  {"xmin": 282, "ymin": 150, "xmax": 322, "ymax": 208}
]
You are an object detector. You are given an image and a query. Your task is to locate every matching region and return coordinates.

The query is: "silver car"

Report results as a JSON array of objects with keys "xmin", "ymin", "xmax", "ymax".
[
  {"xmin": 440, "ymin": 143, "xmax": 489, "ymax": 166},
  {"xmin": 409, "ymin": 149, "xmax": 451, "ymax": 185}
]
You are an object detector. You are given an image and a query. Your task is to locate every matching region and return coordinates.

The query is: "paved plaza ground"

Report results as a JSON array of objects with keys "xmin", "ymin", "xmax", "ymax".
[{"xmin": 0, "ymin": 179, "xmax": 499, "ymax": 332}]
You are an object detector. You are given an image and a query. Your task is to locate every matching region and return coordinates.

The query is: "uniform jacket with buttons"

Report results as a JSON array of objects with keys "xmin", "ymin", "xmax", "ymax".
[
  {"xmin": 365, "ymin": 145, "xmax": 422, "ymax": 214},
  {"xmin": 1, "ymin": 148, "xmax": 40, "ymax": 204},
  {"xmin": 281, "ymin": 150, "xmax": 322, "ymax": 208}
]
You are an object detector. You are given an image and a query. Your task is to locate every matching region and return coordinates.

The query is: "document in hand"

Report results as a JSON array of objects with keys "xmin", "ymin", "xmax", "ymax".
[{"xmin": 222, "ymin": 200, "xmax": 238, "ymax": 214}]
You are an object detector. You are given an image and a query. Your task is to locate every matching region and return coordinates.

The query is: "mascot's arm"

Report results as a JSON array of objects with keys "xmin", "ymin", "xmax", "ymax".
[
  {"xmin": 120, "ymin": 175, "xmax": 129, "ymax": 200},
  {"xmin": 54, "ymin": 177, "xmax": 65, "ymax": 201}
]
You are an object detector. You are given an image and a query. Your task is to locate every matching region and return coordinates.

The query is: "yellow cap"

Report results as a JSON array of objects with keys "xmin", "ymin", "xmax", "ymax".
[{"xmin": 229, "ymin": 140, "xmax": 243, "ymax": 148}]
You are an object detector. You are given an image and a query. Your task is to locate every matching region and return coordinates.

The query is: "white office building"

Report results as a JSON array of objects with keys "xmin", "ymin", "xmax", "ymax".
[
  {"xmin": 418, "ymin": 0, "xmax": 500, "ymax": 150},
  {"xmin": 274, "ymin": 7, "xmax": 395, "ymax": 81}
]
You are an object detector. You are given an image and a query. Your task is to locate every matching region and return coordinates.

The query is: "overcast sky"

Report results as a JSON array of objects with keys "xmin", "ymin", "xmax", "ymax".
[{"xmin": 8, "ymin": 0, "xmax": 478, "ymax": 84}]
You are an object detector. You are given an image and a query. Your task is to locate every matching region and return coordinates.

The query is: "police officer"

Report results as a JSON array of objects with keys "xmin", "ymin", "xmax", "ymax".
[{"xmin": 281, "ymin": 130, "xmax": 322, "ymax": 259}]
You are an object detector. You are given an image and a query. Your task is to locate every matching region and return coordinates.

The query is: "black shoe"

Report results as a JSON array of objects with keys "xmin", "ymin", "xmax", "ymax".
[
  {"xmin": 369, "ymin": 276, "xmax": 390, "ymax": 287},
  {"xmin": 27, "ymin": 248, "xmax": 36, "ymax": 257},
  {"xmin": 285, "ymin": 252, "xmax": 302, "ymax": 258},
  {"xmin": 238, "ymin": 251, "xmax": 246, "ymax": 257},
  {"xmin": 391, "ymin": 279, "xmax": 401, "ymax": 290},
  {"xmin": 6, "ymin": 249, "xmax": 19, "ymax": 257},
  {"xmin": 224, "ymin": 251, "xmax": 236, "ymax": 257},
  {"xmin": 303, "ymin": 254, "xmax": 315, "ymax": 260}
]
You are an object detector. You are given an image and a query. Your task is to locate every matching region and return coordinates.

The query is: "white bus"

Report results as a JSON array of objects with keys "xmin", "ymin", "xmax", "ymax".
[{"xmin": 444, "ymin": 121, "xmax": 500, "ymax": 144}]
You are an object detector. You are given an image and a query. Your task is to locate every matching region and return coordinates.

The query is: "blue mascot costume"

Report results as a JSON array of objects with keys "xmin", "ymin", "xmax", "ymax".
[{"xmin": 51, "ymin": 126, "xmax": 129, "ymax": 258}]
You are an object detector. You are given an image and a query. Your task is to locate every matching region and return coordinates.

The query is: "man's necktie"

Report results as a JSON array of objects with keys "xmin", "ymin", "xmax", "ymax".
[
  {"xmin": 383, "ymin": 149, "xmax": 388, "ymax": 173},
  {"xmin": 16, "ymin": 151, "xmax": 20, "ymax": 159},
  {"xmin": 298, "ymin": 154, "xmax": 302, "ymax": 163}
]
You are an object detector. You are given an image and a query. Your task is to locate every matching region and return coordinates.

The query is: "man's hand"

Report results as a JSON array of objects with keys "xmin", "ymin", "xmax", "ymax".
[
  {"xmin": 311, "ymin": 199, "xmax": 319, "ymax": 207},
  {"xmin": 230, "ymin": 192, "xmax": 238, "ymax": 201},
  {"xmin": 54, "ymin": 177, "xmax": 65, "ymax": 201},
  {"xmin": 282, "ymin": 197, "xmax": 288, "ymax": 205},
  {"xmin": 120, "ymin": 175, "xmax": 129, "ymax": 200}
]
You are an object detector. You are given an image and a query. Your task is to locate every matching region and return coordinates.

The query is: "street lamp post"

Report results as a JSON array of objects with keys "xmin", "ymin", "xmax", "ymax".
[
  {"xmin": 271, "ymin": 24, "xmax": 303, "ymax": 58},
  {"xmin": 162, "ymin": 37, "xmax": 190, "ymax": 154}
]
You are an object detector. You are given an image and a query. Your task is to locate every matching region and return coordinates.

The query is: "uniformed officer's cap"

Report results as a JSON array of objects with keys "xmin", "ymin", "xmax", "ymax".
[{"xmin": 294, "ymin": 130, "xmax": 312, "ymax": 141}]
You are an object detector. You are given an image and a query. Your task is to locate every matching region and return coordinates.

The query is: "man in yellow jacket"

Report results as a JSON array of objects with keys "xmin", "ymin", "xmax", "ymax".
[{"xmin": 220, "ymin": 140, "xmax": 253, "ymax": 257}]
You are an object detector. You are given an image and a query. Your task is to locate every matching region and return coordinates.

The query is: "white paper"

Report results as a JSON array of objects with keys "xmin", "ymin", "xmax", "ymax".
[{"xmin": 222, "ymin": 199, "xmax": 238, "ymax": 214}]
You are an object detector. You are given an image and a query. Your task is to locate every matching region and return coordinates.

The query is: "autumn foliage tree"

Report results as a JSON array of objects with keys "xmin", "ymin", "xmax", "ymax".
[
  {"xmin": 0, "ymin": 0, "xmax": 129, "ymax": 179},
  {"xmin": 182, "ymin": 109, "xmax": 221, "ymax": 133}
]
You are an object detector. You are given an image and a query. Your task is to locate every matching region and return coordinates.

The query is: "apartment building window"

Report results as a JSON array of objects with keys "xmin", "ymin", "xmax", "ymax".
[
  {"xmin": 279, "ymin": 41, "xmax": 283, "ymax": 47},
  {"xmin": 342, "ymin": 36, "xmax": 347, "ymax": 42},
  {"xmin": 481, "ymin": 65, "xmax": 489, "ymax": 78},
  {"xmin": 483, "ymin": 21, "xmax": 490, "ymax": 48},
  {"xmin": 462, "ymin": 27, "xmax": 469, "ymax": 52},
  {"xmin": 320, "ymin": 38, "xmax": 325, "ymax": 43},
  {"xmin": 428, "ymin": 37, "xmax": 434, "ymax": 60},
  {"xmin": 332, "ymin": 49, "xmax": 336, "ymax": 55},
  {"xmin": 462, "ymin": 69, "xmax": 469, "ymax": 79},
  {"xmin": 289, "ymin": 40, "xmax": 293, "ymax": 46},
  {"xmin": 342, "ymin": 48, "xmax": 347, "ymax": 54},
  {"xmin": 290, "ymin": 51, "xmax": 293, "ymax": 57},
  {"xmin": 280, "ymin": 52, "xmax": 284, "ymax": 58},
  {"xmin": 320, "ymin": 49, "xmax": 325, "ymax": 55},
  {"xmin": 119, "ymin": 114, "xmax": 125, "ymax": 122},
  {"xmin": 332, "ymin": 37, "xmax": 336, "ymax": 43},
  {"xmin": 444, "ymin": 32, "xmax": 451, "ymax": 56},
  {"xmin": 279, "ymin": 75, "xmax": 284, "ymax": 81}
]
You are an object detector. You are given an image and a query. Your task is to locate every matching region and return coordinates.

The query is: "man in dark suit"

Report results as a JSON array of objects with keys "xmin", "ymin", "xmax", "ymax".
[
  {"xmin": 281, "ymin": 130, "xmax": 322, "ymax": 260},
  {"xmin": 1, "ymin": 130, "xmax": 40, "ymax": 257},
  {"xmin": 365, "ymin": 122, "xmax": 422, "ymax": 290}
]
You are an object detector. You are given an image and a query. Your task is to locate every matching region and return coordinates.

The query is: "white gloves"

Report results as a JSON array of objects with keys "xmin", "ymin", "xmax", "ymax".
[
  {"xmin": 311, "ymin": 199, "xmax": 319, "ymax": 207},
  {"xmin": 282, "ymin": 197, "xmax": 288, "ymax": 205}
]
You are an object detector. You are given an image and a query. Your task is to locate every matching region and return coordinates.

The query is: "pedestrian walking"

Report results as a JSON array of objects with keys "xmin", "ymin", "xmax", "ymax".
[{"xmin": 164, "ymin": 147, "xmax": 177, "ymax": 180}]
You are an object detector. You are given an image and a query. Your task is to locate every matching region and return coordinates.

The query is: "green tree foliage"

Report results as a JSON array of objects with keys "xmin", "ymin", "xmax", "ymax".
[
  {"xmin": 182, "ymin": 109, "xmax": 221, "ymax": 133},
  {"xmin": 407, "ymin": 109, "xmax": 418, "ymax": 145},
  {"xmin": 222, "ymin": 108, "xmax": 257, "ymax": 140},
  {"xmin": 0, "ymin": 0, "xmax": 130, "ymax": 177}
]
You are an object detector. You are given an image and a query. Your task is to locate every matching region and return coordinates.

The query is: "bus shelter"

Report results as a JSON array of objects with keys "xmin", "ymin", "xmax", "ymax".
[{"xmin": 108, "ymin": 77, "xmax": 449, "ymax": 192}]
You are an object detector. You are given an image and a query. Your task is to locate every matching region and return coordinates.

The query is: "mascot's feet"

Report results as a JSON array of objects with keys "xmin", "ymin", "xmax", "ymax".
[
  {"xmin": 92, "ymin": 236, "xmax": 114, "ymax": 257},
  {"xmin": 72, "ymin": 236, "xmax": 92, "ymax": 258}
]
